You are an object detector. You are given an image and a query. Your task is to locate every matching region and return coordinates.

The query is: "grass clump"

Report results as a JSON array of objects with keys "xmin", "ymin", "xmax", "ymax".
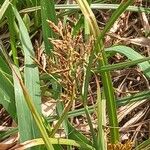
[{"xmin": 0, "ymin": 0, "xmax": 150, "ymax": 150}]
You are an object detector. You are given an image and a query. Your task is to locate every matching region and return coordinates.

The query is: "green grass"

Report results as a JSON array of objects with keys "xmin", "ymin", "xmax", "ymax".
[{"xmin": 0, "ymin": 0, "xmax": 150, "ymax": 149}]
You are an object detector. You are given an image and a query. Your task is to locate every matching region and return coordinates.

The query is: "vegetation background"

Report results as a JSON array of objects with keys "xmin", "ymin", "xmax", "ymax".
[{"xmin": 0, "ymin": 0, "xmax": 150, "ymax": 149}]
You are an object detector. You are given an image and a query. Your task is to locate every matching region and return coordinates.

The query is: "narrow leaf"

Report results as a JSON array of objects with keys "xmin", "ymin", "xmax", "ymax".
[
  {"xmin": 40, "ymin": 0, "xmax": 57, "ymax": 55},
  {"xmin": 105, "ymin": 45, "xmax": 150, "ymax": 78},
  {"xmin": 0, "ymin": 0, "xmax": 10, "ymax": 21}
]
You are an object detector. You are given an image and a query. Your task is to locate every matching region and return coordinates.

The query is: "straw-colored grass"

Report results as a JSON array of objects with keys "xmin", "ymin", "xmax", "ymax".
[{"xmin": 0, "ymin": 0, "xmax": 149, "ymax": 149}]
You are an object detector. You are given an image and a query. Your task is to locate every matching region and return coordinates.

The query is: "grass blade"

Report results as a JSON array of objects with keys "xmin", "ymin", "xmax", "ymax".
[
  {"xmin": 0, "ymin": 0, "xmax": 10, "ymax": 21},
  {"xmin": 13, "ymin": 66, "xmax": 35, "ymax": 143},
  {"xmin": 14, "ymin": 137, "xmax": 95, "ymax": 150},
  {"xmin": 0, "ymin": 127, "xmax": 18, "ymax": 141},
  {"xmin": 12, "ymin": 65, "xmax": 54, "ymax": 150},
  {"xmin": 134, "ymin": 138, "xmax": 150, "ymax": 150},
  {"xmin": 1, "ymin": 46, "xmax": 54, "ymax": 149},
  {"xmin": 40, "ymin": 0, "xmax": 57, "ymax": 55},
  {"xmin": 98, "ymin": 0, "xmax": 134, "ymax": 39},
  {"xmin": 6, "ymin": 5, "xmax": 19, "ymax": 66},
  {"xmin": 100, "ymin": 57, "xmax": 150, "ymax": 72},
  {"xmin": 105, "ymin": 45, "xmax": 150, "ymax": 78},
  {"xmin": 11, "ymin": 6, "xmax": 54, "ymax": 150},
  {"xmin": 0, "ymin": 46, "xmax": 16, "ymax": 121},
  {"xmin": 96, "ymin": 77, "xmax": 107, "ymax": 150},
  {"xmin": 19, "ymin": 4, "xmax": 150, "ymax": 14},
  {"xmin": 12, "ymin": 5, "xmax": 41, "ymax": 140},
  {"xmin": 76, "ymin": 0, "xmax": 120, "ymax": 143}
]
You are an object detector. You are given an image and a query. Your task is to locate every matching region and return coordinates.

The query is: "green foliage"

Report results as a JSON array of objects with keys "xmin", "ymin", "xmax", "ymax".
[
  {"xmin": 12, "ymin": 6, "xmax": 42, "ymax": 143},
  {"xmin": 105, "ymin": 45, "xmax": 150, "ymax": 78},
  {"xmin": 0, "ymin": 0, "xmax": 149, "ymax": 150},
  {"xmin": 0, "ymin": 55, "xmax": 16, "ymax": 121},
  {"xmin": 40, "ymin": 0, "xmax": 57, "ymax": 55}
]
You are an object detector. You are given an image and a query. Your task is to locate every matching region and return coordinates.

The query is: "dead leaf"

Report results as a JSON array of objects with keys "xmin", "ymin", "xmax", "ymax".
[{"xmin": 128, "ymin": 37, "xmax": 150, "ymax": 47}]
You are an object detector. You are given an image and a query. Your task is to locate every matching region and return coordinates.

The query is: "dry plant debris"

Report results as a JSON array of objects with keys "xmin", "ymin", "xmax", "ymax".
[{"xmin": 0, "ymin": 0, "xmax": 150, "ymax": 149}]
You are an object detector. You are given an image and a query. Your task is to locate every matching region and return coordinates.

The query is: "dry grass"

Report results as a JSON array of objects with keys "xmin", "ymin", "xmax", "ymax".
[{"xmin": 0, "ymin": 0, "xmax": 150, "ymax": 149}]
